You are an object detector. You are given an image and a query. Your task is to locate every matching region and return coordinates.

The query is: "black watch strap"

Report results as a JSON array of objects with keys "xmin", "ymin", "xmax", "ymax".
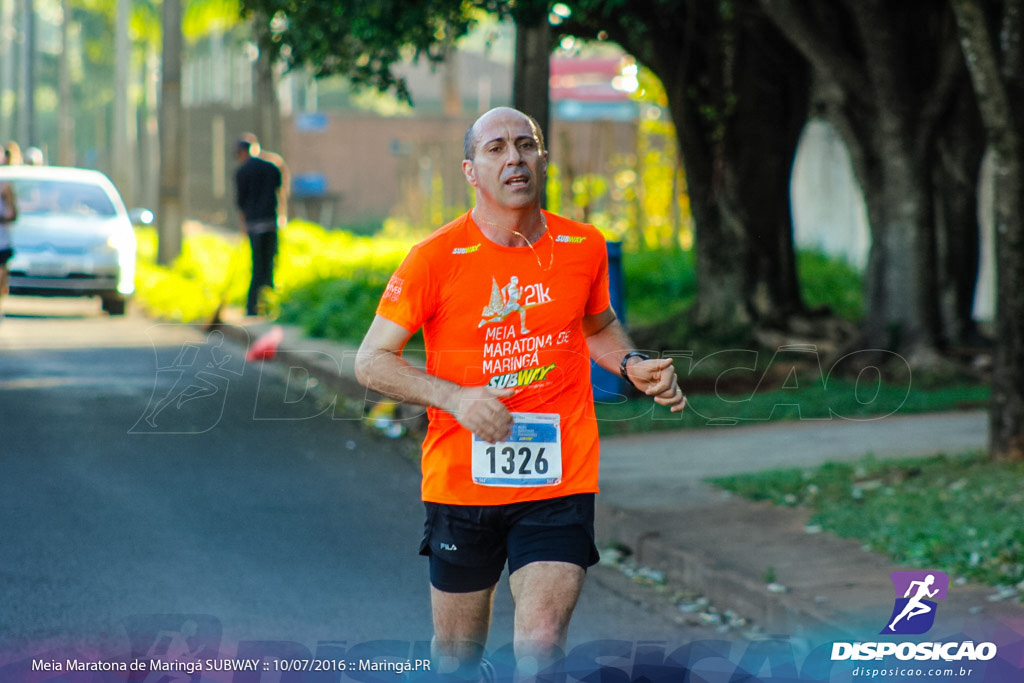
[{"xmin": 619, "ymin": 352, "xmax": 650, "ymax": 389}]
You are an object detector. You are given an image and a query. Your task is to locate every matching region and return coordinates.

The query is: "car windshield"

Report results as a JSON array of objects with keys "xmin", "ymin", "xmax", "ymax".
[{"xmin": 9, "ymin": 178, "xmax": 117, "ymax": 218}]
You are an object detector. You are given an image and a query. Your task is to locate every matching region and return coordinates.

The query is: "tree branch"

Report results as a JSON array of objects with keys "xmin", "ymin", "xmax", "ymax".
[
  {"xmin": 759, "ymin": 0, "xmax": 871, "ymax": 101},
  {"xmin": 950, "ymin": 0, "xmax": 1015, "ymax": 153}
]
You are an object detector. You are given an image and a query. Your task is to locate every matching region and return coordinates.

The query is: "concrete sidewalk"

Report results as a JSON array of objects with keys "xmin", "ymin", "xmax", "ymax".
[
  {"xmin": 218, "ymin": 318, "xmax": 1023, "ymax": 644},
  {"xmin": 594, "ymin": 414, "xmax": 1021, "ymax": 642}
]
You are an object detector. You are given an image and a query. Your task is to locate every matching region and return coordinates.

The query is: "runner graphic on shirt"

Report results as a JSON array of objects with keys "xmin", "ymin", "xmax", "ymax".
[{"xmin": 479, "ymin": 275, "xmax": 530, "ymax": 334}]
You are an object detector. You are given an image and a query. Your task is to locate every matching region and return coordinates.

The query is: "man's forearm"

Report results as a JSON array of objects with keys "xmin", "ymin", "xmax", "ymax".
[
  {"xmin": 585, "ymin": 317, "xmax": 638, "ymax": 375},
  {"xmin": 356, "ymin": 349, "xmax": 461, "ymax": 414}
]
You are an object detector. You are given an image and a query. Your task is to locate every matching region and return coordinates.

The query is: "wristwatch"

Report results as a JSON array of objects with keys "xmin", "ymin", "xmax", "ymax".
[{"xmin": 619, "ymin": 352, "xmax": 650, "ymax": 389}]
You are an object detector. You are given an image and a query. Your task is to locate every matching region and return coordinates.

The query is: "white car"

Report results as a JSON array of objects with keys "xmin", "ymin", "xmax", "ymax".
[{"xmin": 2, "ymin": 166, "xmax": 139, "ymax": 315}]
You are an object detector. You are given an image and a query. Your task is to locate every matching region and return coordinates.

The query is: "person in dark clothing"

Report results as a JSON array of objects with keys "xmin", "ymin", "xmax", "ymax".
[{"xmin": 235, "ymin": 138, "xmax": 283, "ymax": 316}]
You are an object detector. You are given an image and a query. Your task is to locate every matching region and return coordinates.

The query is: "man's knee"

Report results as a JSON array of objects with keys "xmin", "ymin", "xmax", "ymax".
[{"xmin": 510, "ymin": 561, "xmax": 585, "ymax": 647}]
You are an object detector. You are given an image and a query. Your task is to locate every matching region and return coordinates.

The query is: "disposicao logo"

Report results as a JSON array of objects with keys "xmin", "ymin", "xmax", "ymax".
[
  {"xmin": 831, "ymin": 569, "xmax": 999, "ymax": 663},
  {"xmin": 882, "ymin": 570, "xmax": 949, "ymax": 635}
]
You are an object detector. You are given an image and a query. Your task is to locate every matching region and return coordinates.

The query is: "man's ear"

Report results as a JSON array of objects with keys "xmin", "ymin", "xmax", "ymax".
[{"xmin": 462, "ymin": 159, "xmax": 478, "ymax": 187}]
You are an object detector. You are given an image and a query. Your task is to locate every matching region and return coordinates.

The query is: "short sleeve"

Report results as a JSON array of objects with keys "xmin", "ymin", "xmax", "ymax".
[
  {"xmin": 375, "ymin": 244, "xmax": 435, "ymax": 333},
  {"xmin": 585, "ymin": 232, "xmax": 611, "ymax": 316}
]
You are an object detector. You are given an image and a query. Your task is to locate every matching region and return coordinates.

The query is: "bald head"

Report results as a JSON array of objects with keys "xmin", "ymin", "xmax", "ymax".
[{"xmin": 464, "ymin": 107, "xmax": 546, "ymax": 161}]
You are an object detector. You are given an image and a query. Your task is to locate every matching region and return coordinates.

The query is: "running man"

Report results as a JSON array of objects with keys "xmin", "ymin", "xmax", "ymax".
[{"xmin": 356, "ymin": 107, "xmax": 686, "ymax": 680}]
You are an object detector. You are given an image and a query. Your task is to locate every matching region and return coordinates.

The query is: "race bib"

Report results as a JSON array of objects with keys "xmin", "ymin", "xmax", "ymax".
[{"xmin": 471, "ymin": 413, "xmax": 562, "ymax": 487}]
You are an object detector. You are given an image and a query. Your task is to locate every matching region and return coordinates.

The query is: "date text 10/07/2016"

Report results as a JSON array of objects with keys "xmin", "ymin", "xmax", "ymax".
[{"xmin": 271, "ymin": 658, "xmax": 433, "ymax": 674}]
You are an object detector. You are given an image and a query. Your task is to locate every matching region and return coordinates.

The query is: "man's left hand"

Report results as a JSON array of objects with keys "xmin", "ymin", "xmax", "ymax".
[{"xmin": 626, "ymin": 357, "xmax": 687, "ymax": 412}]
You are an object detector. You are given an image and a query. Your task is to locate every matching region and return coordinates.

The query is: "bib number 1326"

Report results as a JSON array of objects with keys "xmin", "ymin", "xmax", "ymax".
[{"xmin": 471, "ymin": 413, "xmax": 562, "ymax": 487}]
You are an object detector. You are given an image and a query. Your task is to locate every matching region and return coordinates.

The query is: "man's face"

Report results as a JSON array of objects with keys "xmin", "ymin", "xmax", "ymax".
[{"xmin": 462, "ymin": 109, "xmax": 547, "ymax": 211}]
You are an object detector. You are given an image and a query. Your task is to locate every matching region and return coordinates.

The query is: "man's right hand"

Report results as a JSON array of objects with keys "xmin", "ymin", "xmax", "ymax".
[{"xmin": 451, "ymin": 386, "xmax": 515, "ymax": 443}]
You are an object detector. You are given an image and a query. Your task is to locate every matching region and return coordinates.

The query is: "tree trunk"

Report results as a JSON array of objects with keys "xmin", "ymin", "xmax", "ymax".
[
  {"xmin": 565, "ymin": 2, "xmax": 809, "ymax": 335},
  {"xmin": 0, "ymin": 0, "xmax": 14, "ymax": 140},
  {"xmin": 951, "ymin": 0, "xmax": 1024, "ymax": 462},
  {"xmin": 157, "ymin": 0, "xmax": 184, "ymax": 266},
  {"xmin": 763, "ymin": 0, "xmax": 968, "ymax": 355},
  {"xmin": 251, "ymin": 14, "xmax": 282, "ymax": 156},
  {"xmin": 19, "ymin": 0, "xmax": 35, "ymax": 147},
  {"xmin": 856, "ymin": 140, "xmax": 936, "ymax": 352},
  {"xmin": 724, "ymin": 15, "xmax": 809, "ymax": 324},
  {"xmin": 849, "ymin": 2, "xmax": 944, "ymax": 354},
  {"xmin": 670, "ymin": 88, "xmax": 750, "ymax": 330},
  {"xmin": 113, "ymin": 0, "xmax": 132, "ymax": 203},
  {"xmin": 988, "ymin": 150, "xmax": 1024, "ymax": 461},
  {"xmin": 665, "ymin": 6, "xmax": 809, "ymax": 331},
  {"xmin": 57, "ymin": 0, "xmax": 74, "ymax": 166},
  {"xmin": 513, "ymin": 10, "xmax": 551, "ymax": 211},
  {"xmin": 932, "ymin": 80, "xmax": 986, "ymax": 347}
]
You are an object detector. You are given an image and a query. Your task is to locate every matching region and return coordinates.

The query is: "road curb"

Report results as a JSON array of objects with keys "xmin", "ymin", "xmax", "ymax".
[
  {"xmin": 593, "ymin": 502, "xmax": 859, "ymax": 640},
  {"xmin": 213, "ymin": 319, "xmax": 430, "ymax": 430}
]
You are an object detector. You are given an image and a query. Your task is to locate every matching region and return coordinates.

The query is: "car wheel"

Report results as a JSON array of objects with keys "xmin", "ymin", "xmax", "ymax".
[{"xmin": 102, "ymin": 296, "xmax": 127, "ymax": 316}]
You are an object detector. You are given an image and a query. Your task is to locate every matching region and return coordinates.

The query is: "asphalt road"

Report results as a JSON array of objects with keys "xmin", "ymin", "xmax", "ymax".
[{"xmin": 0, "ymin": 297, "xmax": 728, "ymax": 678}]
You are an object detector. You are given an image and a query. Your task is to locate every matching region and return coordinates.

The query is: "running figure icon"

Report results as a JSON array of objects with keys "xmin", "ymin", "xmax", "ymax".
[
  {"xmin": 479, "ymin": 275, "xmax": 530, "ymax": 334},
  {"xmin": 888, "ymin": 573, "xmax": 939, "ymax": 631}
]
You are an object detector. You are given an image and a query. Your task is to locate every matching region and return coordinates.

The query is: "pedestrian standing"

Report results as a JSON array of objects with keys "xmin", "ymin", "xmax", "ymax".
[
  {"xmin": 355, "ymin": 107, "xmax": 686, "ymax": 680},
  {"xmin": 234, "ymin": 138, "xmax": 282, "ymax": 316},
  {"xmin": 240, "ymin": 133, "xmax": 290, "ymax": 228},
  {"xmin": 0, "ymin": 144, "xmax": 20, "ymax": 320}
]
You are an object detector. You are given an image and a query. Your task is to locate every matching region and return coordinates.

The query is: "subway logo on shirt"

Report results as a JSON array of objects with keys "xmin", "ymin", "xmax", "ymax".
[{"xmin": 487, "ymin": 363, "xmax": 557, "ymax": 389}]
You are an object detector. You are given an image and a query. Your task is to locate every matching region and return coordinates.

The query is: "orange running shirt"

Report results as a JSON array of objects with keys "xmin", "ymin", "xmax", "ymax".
[{"xmin": 375, "ymin": 210, "xmax": 611, "ymax": 505}]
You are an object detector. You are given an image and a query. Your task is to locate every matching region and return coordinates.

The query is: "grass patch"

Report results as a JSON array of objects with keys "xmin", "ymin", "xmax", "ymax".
[
  {"xmin": 595, "ymin": 370, "xmax": 988, "ymax": 436},
  {"xmin": 797, "ymin": 249, "xmax": 864, "ymax": 321},
  {"xmin": 625, "ymin": 247, "xmax": 863, "ymax": 329},
  {"xmin": 623, "ymin": 247, "xmax": 696, "ymax": 326},
  {"xmin": 708, "ymin": 452, "xmax": 1024, "ymax": 593}
]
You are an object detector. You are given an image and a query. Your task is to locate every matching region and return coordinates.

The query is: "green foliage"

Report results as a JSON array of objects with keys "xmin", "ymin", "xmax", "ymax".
[
  {"xmin": 709, "ymin": 453, "xmax": 1024, "ymax": 593},
  {"xmin": 278, "ymin": 270, "xmax": 391, "ymax": 341},
  {"xmin": 134, "ymin": 228, "xmax": 233, "ymax": 322},
  {"xmin": 133, "ymin": 220, "xmax": 413, "ymax": 329},
  {"xmin": 797, "ymin": 250, "xmax": 864, "ymax": 321},
  {"xmin": 594, "ymin": 379, "xmax": 989, "ymax": 437},
  {"xmin": 239, "ymin": 0, "xmax": 486, "ymax": 103},
  {"xmin": 631, "ymin": 68, "xmax": 692, "ymax": 252},
  {"xmin": 622, "ymin": 247, "xmax": 695, "ymax": 326}
]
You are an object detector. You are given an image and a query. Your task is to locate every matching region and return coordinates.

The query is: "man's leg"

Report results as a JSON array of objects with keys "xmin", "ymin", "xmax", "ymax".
[
  {"xmin": 508, "ymin": 561, "xmax": 585, "ymax": 671},
  {"xmin": 431, "ymin": 584, "xmax": 497, "ymax": 680},
  {"xmin": 247, "ymin": 232, "xmax": 275, "ymax": 315},
  {"xmin": 246, "ymin": 232, "xmax": 261, "ymax": 315}
]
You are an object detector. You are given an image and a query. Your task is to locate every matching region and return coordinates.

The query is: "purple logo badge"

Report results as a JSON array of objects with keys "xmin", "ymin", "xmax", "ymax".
[{"xmin": 881, "ymin": 570, "xmax": 950, "ymax": 635}]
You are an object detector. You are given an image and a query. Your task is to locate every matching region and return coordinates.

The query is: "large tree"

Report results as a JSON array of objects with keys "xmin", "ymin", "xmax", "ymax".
[
  {"xmin": 560, "ymin": 1, "xmax": 811, "ymax": 333},
  {"xmin": 760, "ymin": 0, "xmax": 982, "ymax": 356},
  {"xmin": 950, "ymin": 0, "xmax": 1024, "ymax": 462},
  {"xmin": 238, "ymin": 0, "xmax": 479, "ymax": 104}
]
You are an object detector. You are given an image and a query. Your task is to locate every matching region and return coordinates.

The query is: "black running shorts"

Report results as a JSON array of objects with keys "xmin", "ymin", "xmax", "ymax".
[{"xmin": 420, "ymin": 493, "xmax": 600, "ymax": 593}]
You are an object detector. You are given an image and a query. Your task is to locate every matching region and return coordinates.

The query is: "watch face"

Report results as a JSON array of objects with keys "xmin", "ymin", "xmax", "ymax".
[{"xmin": 620, "ymin": 352, "xmax": 649, "ymax": 387}]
